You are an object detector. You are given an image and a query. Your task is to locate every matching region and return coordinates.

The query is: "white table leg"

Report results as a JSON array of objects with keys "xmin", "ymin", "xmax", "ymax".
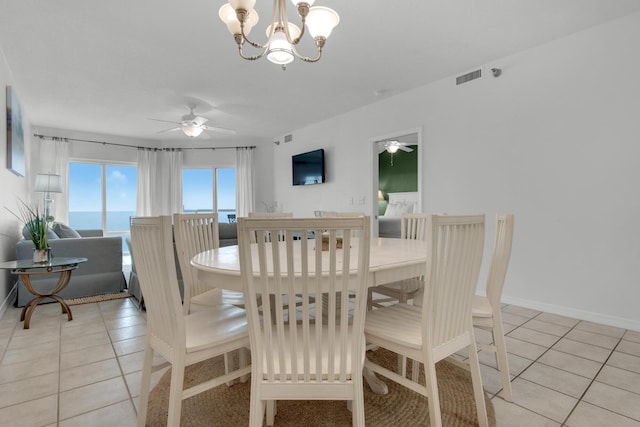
[{"xmin": 363, "ymin": 366, "xmax": 388, "ymax": 395}]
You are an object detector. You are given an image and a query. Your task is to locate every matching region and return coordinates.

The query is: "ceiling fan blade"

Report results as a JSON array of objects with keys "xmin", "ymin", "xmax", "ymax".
[
  {"xmin": 148, "ymin": 118, "xmax": 180, "ymax": 125},
  {"xmin": 204, "ymin": 125, "xmax": 237, "ymax": 135},
  {"xmin": 399, "ymin": 146, "xmax": 414, "ymax": 152},
  {"xmin": 158, "ymin": 127, "xmax": 182, "ymax": 133},
  {"xmin": 193, "ymin": 116, "xmax": 209, "ymax": 126},
  {"xmin": 378, "ymin": 146, "xmax": 385, "ymax": 154}
]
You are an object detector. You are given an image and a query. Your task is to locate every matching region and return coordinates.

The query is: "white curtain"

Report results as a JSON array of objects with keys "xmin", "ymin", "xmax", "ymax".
[
  {"xmin": 33, "ymin": 138, "xmax": 69, "ymax": 223},
  {"xmin": 235, "ymin": 147, "xmax": 255, "ymax": 217},
  {"xmin": 137, "ymin": 148, "xmax": 183, "ymax": 216}
]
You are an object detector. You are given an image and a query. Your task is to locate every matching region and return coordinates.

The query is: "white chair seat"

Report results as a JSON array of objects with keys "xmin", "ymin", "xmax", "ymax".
[
  {"xmin": 375, "ymin": 278, "xmax": 422, "ymax": 294},
  {"xmin": 190, "ymin": 288, "xmax": 246, "ymax": 311},
  {"xmin": 365, "ymin": 303, "xmax": 422, "ymax": 350},
  {"xmin": 472, "ymin": 295, "xmax": 493, "ymax": 318},
  {"xmin": 185, "ymin": 305, "xmax": 249, "ymax": 353}
]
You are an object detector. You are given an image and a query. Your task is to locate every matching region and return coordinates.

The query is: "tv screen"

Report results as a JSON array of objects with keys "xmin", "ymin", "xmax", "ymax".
[{"xmin": 292, "ymin": 149, "xmax": 325, "ymax": 186}]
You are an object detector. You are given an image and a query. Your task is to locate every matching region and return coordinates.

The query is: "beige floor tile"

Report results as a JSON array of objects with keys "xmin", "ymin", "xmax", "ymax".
[
  {"xmin": 61, "ymin": 330, "xmax": 111, "ymax": 353},
  {"xmin": 575, "ymin": 321, "xmax": 626, "ymax": 338},
  {"xmin": 552, "ymin": 338, "xmax": 612, "ymax": 363},
  {"xmin": 501, "ymin": 312, "xmax": 532, "ymax": 327},
  {"xmin": 100, "ymin": 307, "xmax": 141, "ymax": 322},
  {"xmin": 0, "ymin": 372, "xmax": 58, "ymax": 408},
  {"xmin": 565, "ymin": 329, "xmax": 620, "ymax": 350},
  {"xmin": 520, "ymin": 362, "xmax": 591, "ymax": 398},
  {"xmin": 538, "ymin": 349, "xmax": 602, "ymax": 379},
  {"xmin": 60, "ymin": 358, "xmax": 122, "ymax": 391},
  {"xmin": 520, "ymin": 319, "xmax": 572, "ymax": 337},
  {"xmin": 501, "ymin": 378, "xmax": 577, "ymax": 423},
  {"xmin": 105, "ymin": 314, "xmax": 146, "ymax": 331},
  {"xmin": 504, "ymin": 336, "xmax": 547, "ymax": 360},
  {"xmin": 534, "ymin": 312, "xmax": 580, "ymax": 328},
  {"xmin": 0, "ymin": 394, "xmax": 57, "ymax": 426},
  {"xmin": 113, "ymin": 335, "xmax": 146, "ymax": 356},
  {"xmin": 501, "ymin": 321, "xmax": 519, "ymax": 334},
  {"xmin": 6, "ymin": 328, "xmax": 59, "ymax": 349},
  {"xmin": 502, "ymin": 305, "xmax": 541, "ymax": 318},
  {"xmin": 566, "ymin": 401, "xmax": 640, "ymax": 427},
  {"xmin": 607, "ymin": 351, "xmax": 640, "ymax": 374},
  {"xmin": 596, "ymin": 365, "xmax": 640, "ymax": 395},
  {"xmin": 60, "ymin": 342, "xmax": 116, "ymax": 370},
  {"xmin": 2, "ymin": 340, "xmax": 59, "ymax": 365},
  {"xmin": 479, "ymin": 363, "xmax": 507, "ymax": 395},
  {"xmin": 118, "ymin": 351, "xmax": 146, "ymax": 375},
  {"xmin": 508, "ymin": 327, "xmax": 561, "ymax": 348},
  {"xmin": 478, "ymin": 349, "xmax": 532, "ymax": 377},
  {"xmin": 582, "ymin": 381, "xmax": 640, "ymax": 421},
  {"xmin": 0, "ymin": 355, "xmax": 58, "ymax": 384},
  {"xmin": 98, "ymin": 298, "xmax": 137, "ymax": 313},
  {"xmin": 491, "ymin": 397, "xmax": 561, "ymax": 427},
  {"xmin": 618, "ymin": 340, "xmax": 640, "ymax": 357},
  {"xmin": 59, "ymin": 377, "xmax": 129, "ymax": 420},
  {"xmin": 59, "ymin": 399, "xmax": 137, "ymax": 427},
  {"xmin": 624, "ymin": 330, "xmax": 640, "ymax": 344},
  {"xmin": 61, "ymin": 320, "xmax": 107, "ymax": 338},
  {"xmin": 108, "ymin": 324, "xmax": 146, "ymax": 342}
]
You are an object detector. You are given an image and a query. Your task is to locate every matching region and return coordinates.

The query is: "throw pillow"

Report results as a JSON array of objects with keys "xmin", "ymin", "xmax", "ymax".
[
  {"xmin": 22, "ymin": 224, "xmax": 59, "ymax": 241},
  {"xmin": 52, "ymin": 222, "xmax": 82, "ymax": 239}
]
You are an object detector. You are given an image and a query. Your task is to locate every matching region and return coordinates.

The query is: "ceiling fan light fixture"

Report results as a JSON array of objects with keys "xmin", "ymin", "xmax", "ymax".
[
  {"xmin": 182, "ymin": 125, "xmax": 204, "ymax": 137},
  {"xmin": 386, "ymin": 145, "xmax": 399, "ymax": 154}
]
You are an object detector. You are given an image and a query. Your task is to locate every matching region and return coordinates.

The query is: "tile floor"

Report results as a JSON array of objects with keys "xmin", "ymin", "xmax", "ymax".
[{"xmin": 0, "ymin": 298, "xmax": 638, "ymax": 426}]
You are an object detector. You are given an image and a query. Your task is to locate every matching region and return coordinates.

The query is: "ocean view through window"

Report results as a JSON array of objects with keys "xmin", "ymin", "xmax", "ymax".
[
  {"xmin": 68, "ymin": 162, "xmax": 137, "ymax": 256},
  {"xmin": 183, "ymin": 167, "xmax": 236, "ymax": 222}
]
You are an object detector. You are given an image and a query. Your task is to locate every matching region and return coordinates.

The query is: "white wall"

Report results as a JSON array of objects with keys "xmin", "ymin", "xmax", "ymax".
[
  {"xmin": 0, "ymin": 46, "xmax": 30, "ymax": 313},
  {"xmin": 273, "ymin": 12, "xmax": 640, "ymax": 330}
]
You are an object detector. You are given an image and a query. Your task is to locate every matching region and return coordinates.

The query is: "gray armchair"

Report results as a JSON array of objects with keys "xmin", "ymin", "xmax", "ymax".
[{"xmin": 15, "ymin": 229, "xmax": 126, "ymax": 306}]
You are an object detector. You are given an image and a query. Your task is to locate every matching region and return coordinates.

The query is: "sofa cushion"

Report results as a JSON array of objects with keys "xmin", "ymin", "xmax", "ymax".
[
  {"xmin": 22, "ymin": 224, "xmax": 59, "ymax": 241},
  {"xmin": 219, "ymin": 223, "xmax": 237, "ymax": 240},
  {"xmin": 52, "ymin": 222, "xmax": 82, "ymax": 239}
]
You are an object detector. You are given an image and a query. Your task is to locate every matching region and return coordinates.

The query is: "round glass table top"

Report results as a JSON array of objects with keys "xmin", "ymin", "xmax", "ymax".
[{"xmin": 0, "ymin": 257, "xmax": 88, "ymax": 270}]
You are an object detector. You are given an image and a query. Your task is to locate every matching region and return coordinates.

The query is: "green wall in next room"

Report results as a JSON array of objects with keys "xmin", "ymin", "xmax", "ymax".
[{"xmin": 378, "ymin": 145, "xmax": 418, "ymax": 215}]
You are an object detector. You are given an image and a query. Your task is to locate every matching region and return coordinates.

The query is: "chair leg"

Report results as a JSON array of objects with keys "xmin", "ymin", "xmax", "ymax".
[
  {"xmin": 249, "ymin": 377, "xmax": 265, "ymax": 427},
  {"xmin": 167, "ymin": 358, "xmax": 186, "ymax": 427},
  {"xmin": 467, "ymin": 341, "xmax": 489, "ymax": 427},
  {"xmin": 424, "ymin": 360, "xmax": 443, "ymax": 427},
  {"xmin": 224, "ymin": 351, "xmax": 235, "ymax": 386},
  {"xmin": 266, "ymin": 400, "xmax": 276, "ymax": 426},
  {"xmin": 492, "ymin": 317, "xmax": 513, "ymax": 402},
  {"xmin": 239, "ymin": 347, "xmax": 250, "ymax": 383},
  {"xmin": 352, "ymin": 375, "xmax": 366, "ymax": 427},
  {"xmin": 136, "ymin": 343, "xmax": 154, "ymax": 427},
  {"xmin": 411, "ymin": 359, "xmax": 420, "ymax": 382}
]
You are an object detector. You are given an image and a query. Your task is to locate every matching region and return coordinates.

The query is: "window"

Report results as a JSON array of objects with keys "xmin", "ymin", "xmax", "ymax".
[
  {"xmin": 182, "ymin": 168, "xmax": 236, "ymax": 223},
  {"xmin": 68, "ymin": 162, "xmax": 137, "ymax": 255}
]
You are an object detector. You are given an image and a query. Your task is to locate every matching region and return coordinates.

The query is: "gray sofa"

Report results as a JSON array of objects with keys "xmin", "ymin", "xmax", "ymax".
[
  {"xmin": 127, "ymin": 222, "xmax": 238, "ymax": 309},
  {"xmin": 15, "ymin": 228, "xmax": 126, "ymax": 307}
]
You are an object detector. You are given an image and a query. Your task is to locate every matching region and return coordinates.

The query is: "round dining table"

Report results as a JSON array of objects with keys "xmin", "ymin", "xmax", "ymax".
[{"xmin": 191, "ymin": 237, "xmax": 428, "ymax": 394}]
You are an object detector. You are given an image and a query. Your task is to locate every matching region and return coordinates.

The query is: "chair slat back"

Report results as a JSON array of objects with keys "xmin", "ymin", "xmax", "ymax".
[
  {"xmin": 421, "ymin": 214, "xmax": 485, "ymax": 349},
  {"xmin": 173, "ymin": 213, "xmax": 220, "ymax": 312},
  {"xmin": 130, "ymin": 216, "xmax": 184, "ymax": 349},
  {"xmin": 486, "ymin": 214, "xmax": 514, "ymax": 307},
  {"xmin": 238, "ymin": 217, "xmax": 371, "ymax": 384},
  {"xmin": 248, "ymin": 212, "xmax": 293, "ymax": 243},
  {"xmin": 400, "ymin": 213, "xmax": 430, "ymax": 241}
]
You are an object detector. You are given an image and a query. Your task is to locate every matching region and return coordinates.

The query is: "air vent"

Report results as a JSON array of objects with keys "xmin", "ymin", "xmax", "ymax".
[
  {"xmin": 456, "ymin": 69, "xmax": 482, "ymax": 85},
  {"xmin": 284, "ymin": 134, "xmax": 293, "ymax": 143}
]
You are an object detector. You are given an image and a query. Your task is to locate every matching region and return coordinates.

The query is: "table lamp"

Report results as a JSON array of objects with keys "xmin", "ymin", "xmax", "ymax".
[{"xmin": 34, "ymin": 173, "xmax": 63, "ymax": 222}]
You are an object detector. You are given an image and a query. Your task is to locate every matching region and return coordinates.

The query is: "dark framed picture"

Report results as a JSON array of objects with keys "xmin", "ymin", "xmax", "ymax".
[{"xmin": 6, "ymin": 85, "xmax": 25, "ymax": 177}]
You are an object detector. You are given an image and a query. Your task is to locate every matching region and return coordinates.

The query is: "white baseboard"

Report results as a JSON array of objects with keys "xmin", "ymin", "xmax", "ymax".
[
  {"xmin": 0, "ymin": 283, "xmax": 17, "ymax": 322},
  {"xmin": 502, "ymin": 295, "xmax": 640, "ymax": 332}
]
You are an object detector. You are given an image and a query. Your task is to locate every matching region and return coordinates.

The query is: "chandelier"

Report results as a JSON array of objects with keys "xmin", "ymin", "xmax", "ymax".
[{"xmin": 218, "ymin": 0, "xmax": 339, "ymax": 69}]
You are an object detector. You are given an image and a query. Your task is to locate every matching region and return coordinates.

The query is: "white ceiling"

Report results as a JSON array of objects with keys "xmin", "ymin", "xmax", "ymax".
[{"xmin": 1, "ymin": 0, "xmax": 639, "ymax": 146}]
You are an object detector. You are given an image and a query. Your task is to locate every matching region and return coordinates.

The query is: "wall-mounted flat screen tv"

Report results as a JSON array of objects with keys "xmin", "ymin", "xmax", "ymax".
[{"xmin": 292, "ymin": 148, "xmax": 325, "ymax": 186}]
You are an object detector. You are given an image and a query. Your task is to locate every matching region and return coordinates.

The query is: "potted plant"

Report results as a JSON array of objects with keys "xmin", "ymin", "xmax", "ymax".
[{"xmin": 7, "ymin": 200, "xmax": 51, "ymax": 263}]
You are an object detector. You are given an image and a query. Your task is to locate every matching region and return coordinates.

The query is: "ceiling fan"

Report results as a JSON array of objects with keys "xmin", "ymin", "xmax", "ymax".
[
  {"xmin": 378, "ymin": 140, "xmax": 414, "ymax": 154},
  {"xmin": 149, "ymin": 106, "xmax": 237, "ymax": 138}
]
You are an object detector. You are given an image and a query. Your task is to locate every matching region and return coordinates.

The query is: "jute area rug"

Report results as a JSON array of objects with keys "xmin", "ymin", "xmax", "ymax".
[
  {"xmin": 146, "ymin": 348, "xmax": 496, "ymax": 426},
  {"xmin": 64, "ymin": 292, "xmax": 131, "ymax": 306}
]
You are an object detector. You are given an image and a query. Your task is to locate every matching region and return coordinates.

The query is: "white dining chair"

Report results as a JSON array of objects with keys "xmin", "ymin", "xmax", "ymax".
[
  {"xmin": 364, "ymin": 214, "xmax": 488, "ymax": 427},
  {"xmin": 248, "ymin": 212, "xmax": 294, "ymax": 243},
  {"xmin": 471, "ymin": 213, "xmax": 514, "ymax": 402},
  {"xmin": 368, "ymin": 212, "xmax": 430, "ymax": 309},
  {"xmin": 238, "ymin": 216, "xmax": 371, "ymax": 427},
  {"xmin": 173, "ymin": 212, "xmax": 244, "ymax": 315},
  {"xmin": 131, "ymin": 216, "xmax": 251, "ymax": 427}
]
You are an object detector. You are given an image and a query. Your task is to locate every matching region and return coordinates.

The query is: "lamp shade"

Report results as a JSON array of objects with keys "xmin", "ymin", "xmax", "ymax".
[
  {"xmin": 266, "ymin": 29, "xmax": 295, "ymax": 65},
  {"xmin": 378, "ymin": 190, "xmax": 384, "ymax": 201},
  {"xmin": 386, "ymin": 145, "xmax": 399, "ymax": 154},
  {"xmin": 182, "ymin": 126, "xmax": 204, "ymax": 137},
  {"xmin": 34, "ymin": 174, "xmax": 63, "ymax": 193},
  {"xmin": 305, "ymin": 6, "xmax": 339, "ymax": 39},
  {"xmin": 219, "ymin": 4, "xmax": 259, "ymax": 35}
]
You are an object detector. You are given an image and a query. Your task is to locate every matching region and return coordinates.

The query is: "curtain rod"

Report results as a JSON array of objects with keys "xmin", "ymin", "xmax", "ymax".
[{"xmin": 33, "ymin": 134, "xmax": 256, "ymax": 151}]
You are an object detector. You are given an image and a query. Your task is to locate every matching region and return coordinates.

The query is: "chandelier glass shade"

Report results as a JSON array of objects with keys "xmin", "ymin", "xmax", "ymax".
[
  {"xmin": 182, "ymin": 125, "xmax": 204, "ymax": 137},
  {"xmin": 385, "ymin": 144, "xmax": 399, "ymax": 154},
  {"xmin": 218, "ymin": 0, "xmax": 339, "ymax": 67}
]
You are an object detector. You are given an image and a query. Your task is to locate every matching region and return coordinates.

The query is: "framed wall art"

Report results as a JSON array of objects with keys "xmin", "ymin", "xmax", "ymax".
[{"xmin": 6, "ymin": 85, "xmax": 25, "ymax": 177}]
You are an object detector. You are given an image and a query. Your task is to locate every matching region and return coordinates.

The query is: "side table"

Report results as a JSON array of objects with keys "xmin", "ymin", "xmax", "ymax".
[{"xmin": 0, "ymin": 257, "xmax": 88, "ymax": 329}]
